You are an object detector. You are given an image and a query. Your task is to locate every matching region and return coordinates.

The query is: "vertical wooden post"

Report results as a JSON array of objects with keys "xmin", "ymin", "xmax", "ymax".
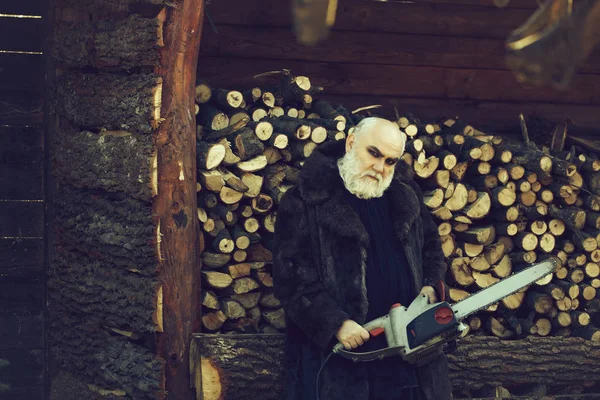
[{"xmin": 154, "ymin": 1, "xmax": 204, "ymax": 398}]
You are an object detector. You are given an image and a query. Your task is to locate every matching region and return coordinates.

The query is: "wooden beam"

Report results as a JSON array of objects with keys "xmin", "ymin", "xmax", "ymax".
[
  {"xmin": 154, "ymin": 1, "xmax": 204, "ymax": 399},
  {"xmin": 204, "ymin": 0, "xmax": 534, "ymax": 38},
  {"xmin": 199, "ymin": 25, "xmax": 600, "ymax": 75},
  {"xmin": 191, "ymin": 333, "xmax": 600, "ymax": 397}
]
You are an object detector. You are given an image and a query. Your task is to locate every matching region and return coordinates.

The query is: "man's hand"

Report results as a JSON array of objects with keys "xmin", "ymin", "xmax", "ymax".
[
  {"xmin": 335, "ymin": 319, "xmax": 370, "ymax": 350},
  {"xmin": 419, "ymin": 285, "xmax": 438, "ymax": 304}
]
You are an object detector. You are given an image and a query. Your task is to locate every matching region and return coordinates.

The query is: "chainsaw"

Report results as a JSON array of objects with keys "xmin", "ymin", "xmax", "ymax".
[{"xmin": 331, "ymin": 257, "xmax": 560, "ymax": 365}]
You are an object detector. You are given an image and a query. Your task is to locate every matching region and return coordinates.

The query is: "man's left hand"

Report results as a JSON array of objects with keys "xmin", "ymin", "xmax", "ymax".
[{"xmin": 419, "ymin": 286, "xmax": 437, "ymax": 304}]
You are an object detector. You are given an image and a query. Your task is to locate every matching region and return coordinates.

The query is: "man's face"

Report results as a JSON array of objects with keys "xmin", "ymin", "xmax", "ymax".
[{"xmin": 338, "ymin": 124, "xmax": 405, "ymax": 199}]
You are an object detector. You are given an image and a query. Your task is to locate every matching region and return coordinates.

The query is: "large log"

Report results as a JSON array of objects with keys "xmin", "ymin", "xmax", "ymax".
[
  {"xmin": 54, "ymin": 71, "xmax": 162, "ymax": 134},
  {"xmin": 52, "ymin": 15, "xmax": 162, "ymax": 69},
  {"xmin": 51, "ymin": 130, "xmax": 155, "ymax": 202},
  {"xmin": 49, "ymin": 311, "xmax": 165, "ymax": 398},
  {"xmin": 53, "ymin": 184, "xmax": 156, "ymax": 273},
  {"xmin": 191, "ymin": 333, "xmax": 285, "ymax": 400},
  {"xmin": 49, "ymin": 246, "xmax": 159, "ymax": 334},
  {"xmin": 190, "ymin": 334, "xmax": 600, "ymax": 398}
]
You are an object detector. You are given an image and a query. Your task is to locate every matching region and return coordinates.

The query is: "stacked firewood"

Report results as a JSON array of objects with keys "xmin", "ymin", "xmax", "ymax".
[{"xmin": 196, "ymin": 70, "xmax": 600, "ymax": 341}]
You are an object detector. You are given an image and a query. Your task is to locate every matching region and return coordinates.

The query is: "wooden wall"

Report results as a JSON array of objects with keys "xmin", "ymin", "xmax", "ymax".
[
  {"xmin": 0, "ymin": 1, "xmax": 47, "ymax": 399},
  {"xmin": 197, "ymin": 0, "xmax": 600, "ymax": 137}
]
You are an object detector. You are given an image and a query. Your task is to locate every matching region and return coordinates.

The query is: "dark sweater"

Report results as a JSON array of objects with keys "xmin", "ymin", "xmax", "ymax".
[{"xmin": 344, "ymin": 189, "xmax": 421, "ymax": 398}]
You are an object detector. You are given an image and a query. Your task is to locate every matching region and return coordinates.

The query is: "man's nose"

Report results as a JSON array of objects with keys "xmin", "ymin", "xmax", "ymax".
[{"xmin": 373, "ymin": 159, "xmax": 385, "ymax": 173}]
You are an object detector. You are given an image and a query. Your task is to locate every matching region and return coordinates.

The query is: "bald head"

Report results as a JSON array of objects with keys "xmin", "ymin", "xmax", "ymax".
[{"xmin": 346, "ymin": 117, "xmax": 406, "ymax": 154}]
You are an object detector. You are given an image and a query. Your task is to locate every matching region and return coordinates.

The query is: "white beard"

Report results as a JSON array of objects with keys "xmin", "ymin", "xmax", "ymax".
[{"xmin": 337, "ymin": 149, "xmax": 394, "ymax": 199}]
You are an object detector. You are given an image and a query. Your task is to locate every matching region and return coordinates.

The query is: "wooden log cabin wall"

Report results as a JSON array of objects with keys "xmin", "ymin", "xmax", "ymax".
[
  {"xmin": 0, "ymin": 1, "xmax": 48, "ymax": 399},
  {"xmin": 33, "ymin": 0, "xmax": 600, "ymax": 399}
]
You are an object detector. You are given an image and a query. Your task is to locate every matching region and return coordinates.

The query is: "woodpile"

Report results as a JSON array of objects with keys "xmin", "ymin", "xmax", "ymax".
[{"xmin": 195, "ymin": 70, "xmax": 600, "ymax": 341}]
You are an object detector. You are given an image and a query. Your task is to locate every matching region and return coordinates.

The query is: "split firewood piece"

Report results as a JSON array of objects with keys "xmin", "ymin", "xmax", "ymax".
[
  {"xmin": 219, "ymin": 186, "xmax": 244, "ymax": 205},
  {"xmin": 449, "ymin": 257, "xmax": 474, "ymax": 287},
  {"xmin": 262, "ymin": 308, "xmax": 286, "ymax": 330},
  {"xmin": 462, "ymin": 192, "xmax": 491, "ymax": 220},
  {"xmin": 414, "ymin": 156, "xmax": 440, "ymax": 179},
  {"xmin": 202, "ymin": 271, "xmax": 233, "ymax": 289},
  {"xmin": 445, "ymin": 183, "xmax": 468, "ymax": 211},
  {"xmin": 449, "ymin": 288, "xmax": 470, "ymax": 303},
  {"xmin": 202, "ymin": 291, "xmax": 220, "ymax": 310},
  {"xmin": 220, "ymin": 299, "xmax": 246, "ymax": 320},
  {"xmin": 198, "ymin": 105, "xmax": 229, "ymax": 131},
  {"xmin": 491, "ymin": 254, "xmax": 512, "ymax": 278},
  {"xmin": 456, "ymin": 226, "xmax": 496, "ymax": 245},
  {"xmin": 230, "ymin": 277, "xmax": 261, "ymax": 295},
  {"xmin": 424, "ymin": 189, "xmax": 444, "ymax": 209},
  {"xmin": 231, "ymin": 292, "xmax": 262, "ymax": 309},
  {"xmin": 201, "ymin": 252, "xmax": 231, "ymax": 268},
  {"xmin": 204, "ymin": 114, "xmax": 250, "ymax": 141},
  {"xmin": 198, "ymin": 169, "xmax": 225, "ymax": 192},
  {"xmin": 202, "ymin": 311, "xmax": 227, "ymax": 331},
  {"xmin": 260, "ymin": 292, "xmax": 282, "ymax": 309},
  {"xmin": 197, "ymin": 141, "xmax": 226, "ymax": 170},
  {"xmin": 237, "ymin": 155, "xmax": 268, "ymax": 172},
  {"xmin": 241, "ymin": 172, "xmax": 264, "ymax": 198}
]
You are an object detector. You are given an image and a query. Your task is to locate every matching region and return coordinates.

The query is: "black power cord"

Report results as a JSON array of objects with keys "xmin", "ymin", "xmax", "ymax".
[{"xmin": 315, "ymin": 351, "xmax": 334, "ymax": 400}]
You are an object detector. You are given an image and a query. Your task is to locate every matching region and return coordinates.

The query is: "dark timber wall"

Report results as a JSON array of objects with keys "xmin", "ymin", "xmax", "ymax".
[
  {"xmin": 0, "ymin": 1, "xmax": 47, "ymax": 399},
  {"xmin": 197, "ymin": 0, "xmax": 600, "ymax": 137}
]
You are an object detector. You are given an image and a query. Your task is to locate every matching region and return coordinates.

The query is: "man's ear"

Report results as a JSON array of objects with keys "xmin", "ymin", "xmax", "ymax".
[{"xmin": 345, "ymin": 133, "xmax": 355, "ymax": 153}]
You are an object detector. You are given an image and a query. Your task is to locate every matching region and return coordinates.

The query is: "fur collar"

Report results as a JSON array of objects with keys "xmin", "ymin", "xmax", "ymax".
[{"xmin": 298, "ymin": 140, "xmax": 420, "ymax": 244}]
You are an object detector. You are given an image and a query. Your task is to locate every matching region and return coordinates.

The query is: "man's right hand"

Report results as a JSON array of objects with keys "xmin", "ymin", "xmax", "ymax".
[{"xmin": 335, "ymin": 319, "xmax": 370, "ymax": 350}]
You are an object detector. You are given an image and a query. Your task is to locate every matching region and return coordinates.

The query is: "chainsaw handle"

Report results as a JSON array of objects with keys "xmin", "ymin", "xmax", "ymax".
[{"xmin": 332, "ymin": 315, "xmax": 388, "ymax": 352}]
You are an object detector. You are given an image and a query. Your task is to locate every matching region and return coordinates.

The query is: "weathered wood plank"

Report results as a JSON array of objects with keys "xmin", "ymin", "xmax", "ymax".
[
  {"xmin": 0, "ymin": 164, "xmax": 43, "ymax": 200},
  {"xmin": 199, "ymin": 24, "xmax": 600, "ymax": 75},
  {"xmin": 0, "ymin": 279, "xmax": 44, "ymax": 315},
  {"xmin": 0, "ymin": 314, "xmax": 44, "ymax": 349},
  {"xmin": 0, "ymin": 16, "xmax": 44, "ymax": 52},
  {"xmin": 0, "ymin": 202, "xmax": 44, "ymax": 237},
  {"xmin": 51, "ymin": 129, "xmax": 154, "ymax": 202},
  {"xmin": 52, "ymin": 14, "xmax": 162, "ymax": 69},
  {"xmin": 0, "ymin": 126, "xmax": 43, "ymax": 164},
  {"xmin": 197, "ymin": 56, "xmax": 600, "ymax": 105},
  {"xmin": 0, "ymin": 92, "xmax": 43, "ymax": 125},
  {"xmin": 54, "ymin": 71, "xmax": 162, "ymax": 134},
  {"xmin": 0, "ymin": 238, "xmax": 44, "ymax": 279},
  {"xmin": 204, "ymin": 0, "xmax": 533, "ymax": 38},
  {"xmin": 0, "ymin": 349, "xmax": 44, "ymax": 386},
  {"xmin": 0, "ymin": 0, "xmax": 43, "ymax": 16},
  {"xmin": 0, "ymin": 386, "xmax": 45, "ymax": 400},
  {"xmin": 0, "ymin": 54, "xmax": 44, "ymax": 93}
]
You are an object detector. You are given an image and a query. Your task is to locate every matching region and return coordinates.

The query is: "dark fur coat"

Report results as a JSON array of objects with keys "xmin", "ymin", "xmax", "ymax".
[{"xmin": 272, "ymin": 140, "xmax": 452, "ymax": 400}]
